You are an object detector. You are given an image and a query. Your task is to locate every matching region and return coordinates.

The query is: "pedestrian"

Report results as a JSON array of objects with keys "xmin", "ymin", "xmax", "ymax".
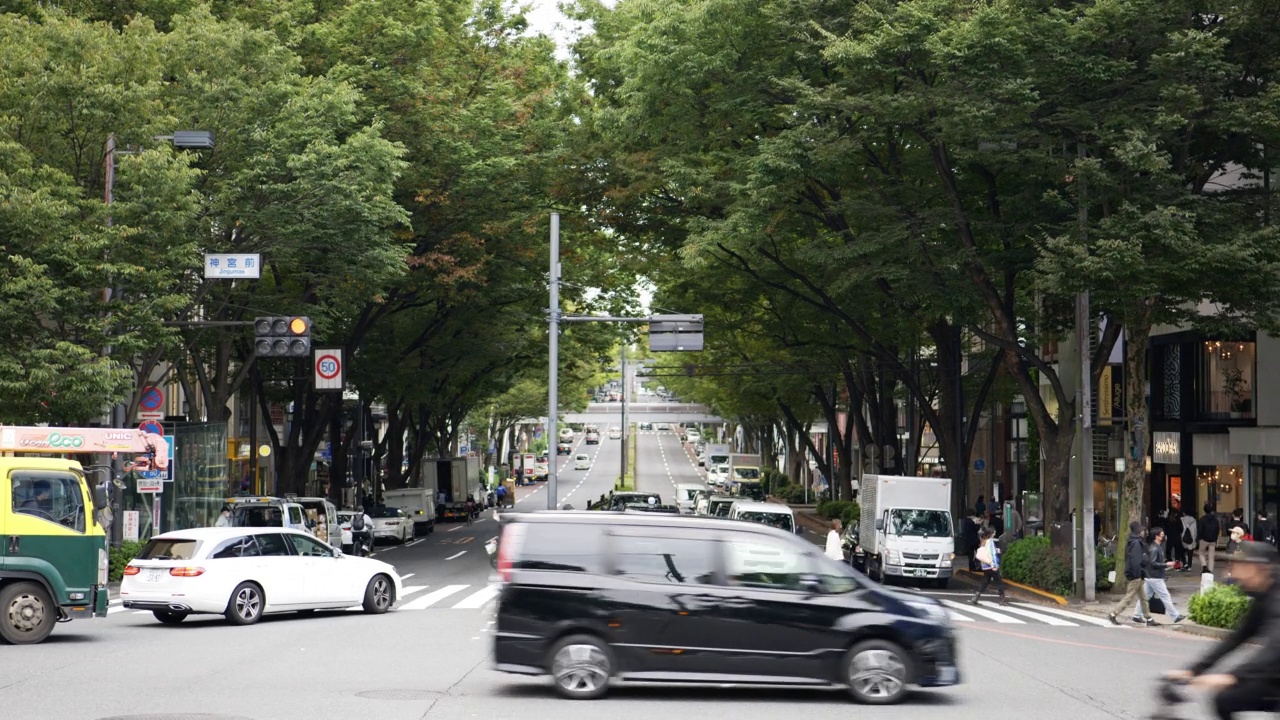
[
  {"xmin": 969, "ymin": 527, "xmax": 1009, "ymax": 606},
  {"xmin": 495, "ymin": 483, "xmax": 508, "ymax": 508},
  {"xmin": 1179, "ymin": 510, "xmax": 1199, "ymax": 572},
  {"xmin": 825, "ymin": 519, "xmax": 844, "ymax": 561},
  {"xmin": 1132, "ymin": 527, "xmax": 1184, "ymax": 624},
  {"xmin": 961, "ymin": 511, "xmax": 981, "ymax": 571},
  {"xmin": 1165, "ymin": 499, "xmax": 1186, "ymax": 568},
  {"xmin": 214, "ymin": 505, "xmax": 233, "ymax": 527},
  {"xmin": 1109, "ymin": 521, "xmax": 1156, "ymax": 626},
  {"xmin": 1166, "ymin": 541, "xmax": 1280, "ymax": 719},
  {"xmin": 1199, "ymin": 503, "xmax": 1222, "ymax": 575},
  {"xmin": 975, "ymin": 495, "xmax": 986, "ymax": 516},
  {"xmin": 1255, "ymin": 510, "xmax": 1277, "ymax": 548},
  {"xmin": 1226, "ymin": 508, "xmax": 1251, "ymax": 554}
]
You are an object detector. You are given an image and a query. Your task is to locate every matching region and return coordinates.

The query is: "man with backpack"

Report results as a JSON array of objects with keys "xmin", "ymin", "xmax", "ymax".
[
  {"xmin": 351, "ymin": 505, "xmax": 373, "ymax": 556},
  {"xmin": 1110, "ymin": 522, "xmax": 1156, "ymax": 626},
  {"xmin": 1199, "ymin": 503, "xmax": 1222, "ymax": 575},
  {"xmin": 1255, "ymin": 510, "xmax": 1277, "ymax": 549},
  {"xmin": 1180, "ymin": 511, "xmax": 1199, "ymax": 573}
]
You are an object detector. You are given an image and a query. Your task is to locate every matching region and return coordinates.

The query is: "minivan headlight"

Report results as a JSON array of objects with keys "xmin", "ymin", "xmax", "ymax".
[{"xmin": 906, "ymin": 599, "xmax": 949, "ymax": 624}]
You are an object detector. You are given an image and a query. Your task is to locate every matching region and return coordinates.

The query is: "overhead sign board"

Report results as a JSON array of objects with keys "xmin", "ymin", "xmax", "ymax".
[
  {"xmin": 204, "ymin": 253, "xmax": 262, "ymax": 279},
  {"xmin": 314, "ymin": 349, "xmax": 344, "ymax": 391},
  {"xmin": 648, "ymin": 314, "xmax": 705, "ymax": 353}
]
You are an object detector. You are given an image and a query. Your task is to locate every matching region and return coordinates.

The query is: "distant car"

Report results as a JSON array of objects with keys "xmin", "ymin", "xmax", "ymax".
[
  {"xmin": 559, "ymin": 428, "xmax": 575, "ymax": 442},
  {"xmin": 557, "ymin": 441, "xmax": 572, "ymax": 455},
  {"xmin": 574, "ymin": 453, "xmax": 592, "ymax": 470},
  {"xmin": 120, "ymin": 527, "xmax": 401, "ymax": 626},
  {"xmin": 369, "ymin": 506, "xmax": 415, "ymax": 544},
  {"xmin": 638, "ymin": 422, "xmax": 653, "ymax": 431},
  {"xmin": 709, "ymin": 464, "xmax": 730, "ymax": 488},
  {"xmin": 535, "ymin": 460, "xmax": 550, "ymax": 480},
  {"xmin": 655, "ymin": 423, "xmax": 669, "ymax": 431},
  {"xmin": 608, "ymin": 427, "xmax": 622, "ymax": 440},
  {"xmin": 336, "ymin": 511, "xmax": 355, "ymax": 549},
  {"xmin": 608, "ymin": 491, "xmax": 662, "ymax": 511},
  {"xmin": 585, "ymin": 431, "xmax": 600, "ymax": 445}
]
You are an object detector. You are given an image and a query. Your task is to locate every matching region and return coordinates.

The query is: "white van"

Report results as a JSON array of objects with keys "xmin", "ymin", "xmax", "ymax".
[
  {"xmin": 574, "ymin": 453, "xmax": 592, "ymax": 470},
  {"xmin": 559, "ymin": 427, "xmax": 575, "ymax": 442},
  {"xmin": 728, "ymin": 500, "xmax": 799, "ymax": 534},
  {"xmin": 685, "ymin": 429, "xmax": 701, "ymax": 444},
  {"xmin": 673, "ymin": 483, "xmax": 704, "ymax": 512}
]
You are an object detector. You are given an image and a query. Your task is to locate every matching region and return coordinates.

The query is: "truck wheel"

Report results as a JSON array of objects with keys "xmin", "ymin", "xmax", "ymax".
[{"xmin": 0, "ymin": 581, "xmax": 57, "ymax": 645}]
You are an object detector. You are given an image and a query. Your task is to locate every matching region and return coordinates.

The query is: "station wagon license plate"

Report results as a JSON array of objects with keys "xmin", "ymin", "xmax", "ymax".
[{"xmin": 145, "ymin": 569, "xmax": 164, "ymax": 583}]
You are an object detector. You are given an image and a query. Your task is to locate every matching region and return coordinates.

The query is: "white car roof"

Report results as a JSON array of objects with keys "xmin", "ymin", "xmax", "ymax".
[
  {"xmin": 150, "ymin": 527, "xmax": 315, "ymax": 541},
  {"xmin": 675, "ymin": 483, "xmax": 703, "ymax": 490},
  {"xmin": 730, "ymin": 501, "xmax": 792, "ymax": 514}
]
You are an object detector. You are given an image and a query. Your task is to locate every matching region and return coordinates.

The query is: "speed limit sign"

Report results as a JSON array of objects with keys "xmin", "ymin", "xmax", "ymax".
[{"xmin": 313, "ymin": 349, "xmax": 343, "ymax": 390}]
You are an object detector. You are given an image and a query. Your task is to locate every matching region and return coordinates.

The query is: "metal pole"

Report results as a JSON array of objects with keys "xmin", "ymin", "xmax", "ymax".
[
  {"xmin": 1077, "ymin": 143, "xmax": 1097, "ymax": 601},
  {"xmin": 103, "ymin": 134, "xmax": 127, "ymax": 548},
  {"xmin": 249, "ymin": 371, "xmax": 258, "ymax": 494},
  {"xmin": 621, "ymin": 346, "xmax": 628, "ymax": 489},
  {"xmin": 548, "ymin": 213, "xmax": 560, "ymax": 510}
]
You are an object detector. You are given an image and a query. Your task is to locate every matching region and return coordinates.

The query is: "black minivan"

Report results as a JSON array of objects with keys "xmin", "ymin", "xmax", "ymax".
[{"xmin": 490, "ymin": 511, "xmax": 959, "ymax": 703}]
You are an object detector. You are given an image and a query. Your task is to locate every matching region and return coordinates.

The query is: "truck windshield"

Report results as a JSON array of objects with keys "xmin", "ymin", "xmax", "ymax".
[
  {"xmin": 230, "ymin": 506, "xmax": 283, "ymax": 527},
  {"xmin": 733, "ymin": 468, "xmax": 761, "ymax": 480},
  {"xmin": 890, "ymin": 509, "xmax": 952, "ymax": 537}
]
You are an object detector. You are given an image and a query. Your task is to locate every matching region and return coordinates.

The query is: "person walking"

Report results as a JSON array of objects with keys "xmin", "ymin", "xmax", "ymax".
[
  {"xmin": 969, "ymin": 527, "xmax": 1009, "ymax": 606},
  {"xmin": 825, "ymin": 519, "xmax": 844, "ymax": 561},
  {"xmin": 1180, "ymin": 510, "xmax": 1199, "ymax": 573},
  {"xmin": 1110, "ymin": 521, "xmax": 1156, "ymax": 626},
  {"xmin": 1132, "ymin": 527, "xmax": 1184, "ymax": 624},
  {"xmin": 1255, "ymin": 510, "xmax": 1277, "ymax": 548},
  {"xmin": 1226, "ymin": 508, "xmax": 1251, "ymax": 554},
  {"xmin": 1199, "ymin": 503, "xmax": 1222, "ymax": 575}
]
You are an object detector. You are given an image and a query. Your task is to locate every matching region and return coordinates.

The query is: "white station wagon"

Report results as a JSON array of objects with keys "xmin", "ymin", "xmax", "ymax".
[{"xmin": 120, "ymin": 527, "xmax": 402, "ymax": 626}]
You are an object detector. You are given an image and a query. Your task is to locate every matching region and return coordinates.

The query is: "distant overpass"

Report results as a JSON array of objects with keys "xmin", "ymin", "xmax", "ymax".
[{"xmin": 560, "ymin": 402, "xmax": 724, "ymax": 426}]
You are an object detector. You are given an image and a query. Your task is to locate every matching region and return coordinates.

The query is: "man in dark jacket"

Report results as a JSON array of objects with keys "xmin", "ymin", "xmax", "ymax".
[
  {"xmin": 1109, "ymin": 521, "xmax": 1155, "ymax": 626},
  {"xmin": 1199, "ymin": 504, "xmax": 1222, "ymax": 574},
  {"xmin": 1255, "ymin": 510, "xmax": 1277, "ymax": 548},
  {"xmin": 1169, "ymin": 541, "xmax": 1280, "ymax": 719}
]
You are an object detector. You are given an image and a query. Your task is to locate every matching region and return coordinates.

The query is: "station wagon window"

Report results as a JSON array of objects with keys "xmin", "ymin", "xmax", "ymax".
[
  {"xmin": 516, "ymin": 523, "xmax": 604, "ymax": 573},
  {"xmin": 210, "ymin": 535, "xmax": 261, "ymax": 559},
  {"xmin": 286, "ymin": 533, "xmax": 332, "ymax": 557},
  {"xmin": 724, "ymin": 536, "xmax": 814, "ymax": 591},
  {"xmin": 254, "ymin": 533, "xmax": 292, "ymax": 557},
  {"xmin": 612, "ymin": 533, "xmax": 718, "ymax": 585},
  {"xmin": 11, "ymin": 471, "xmax": 85, "ymax": 533},
  {"xmin": 136, "ymin": 538, "xmax": 199, "ymax": 561}
]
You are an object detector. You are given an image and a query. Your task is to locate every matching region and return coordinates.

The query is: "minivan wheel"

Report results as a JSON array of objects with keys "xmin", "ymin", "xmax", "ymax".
[
  {"xmin": 548, "ymin": 634, "xmax": 613, "ymax": 700},
  {"xmin": 844, "ymin": 640, "xmax": 910, "ymax": 705}
]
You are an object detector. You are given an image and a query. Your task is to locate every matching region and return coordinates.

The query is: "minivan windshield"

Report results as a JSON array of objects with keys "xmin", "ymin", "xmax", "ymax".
[
  {"xmin": 890, "ymin": 509, "xmax": 952, "ymax": 537},
  {"xmin": 737, "ymin": 511, "xmax": 794, "ymax": 533}
]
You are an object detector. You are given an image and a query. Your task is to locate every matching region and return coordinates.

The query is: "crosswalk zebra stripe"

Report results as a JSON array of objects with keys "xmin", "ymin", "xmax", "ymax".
[
  {"xmin": 399, "ymin": 584, "xmax": 469, "ymax": 610},
  {"xmin": 940, "ymin": 599, "xmax": 1025, "ymax": 624},
  {"xmin": 399, "ymin": 585, "xmax": 427, "ymax": 597},
  {"xmin": 988, "ymin": 604, "xmax": 1077, "ymax": 626},
  {"xmin": 946, "ymin": 610, "xmax": 975, "ymax": 622},
  {"xmin": 1010, "ymin": 602, "xmax": 1118, "ymax": 627},
  {"xmin": 452, "ymin": 585, "xmax": 499, "ymax": 609}
]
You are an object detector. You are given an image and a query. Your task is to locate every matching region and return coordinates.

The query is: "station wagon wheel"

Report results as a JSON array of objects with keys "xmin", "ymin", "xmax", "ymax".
[
  {"xmin": 0, "ymin": 581, "xmax": 56, "ymax": 645},
  {"xmin": 844, "ymin": 640, "xmax": 910, "ymax": 705},
  {"xmin": 363, "ymin": 574, "xmax": 393, "ymax": 613},
  {"xmin": 224, "ymin": 582, "xmax": 264, "ymax": 626},
  {"xmin": 548, "ymin": 634, "xmax": 613, "ymax": 700}
]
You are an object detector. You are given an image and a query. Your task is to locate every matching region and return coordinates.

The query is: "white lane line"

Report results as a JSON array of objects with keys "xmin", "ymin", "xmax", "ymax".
[
  {"xmin": 400, "ymin": 584, "xmax": 469, "ymax": 610},
  {"xmin": 994, "ymin": 604, "xmax": 1078, "ymax": 626},
  {"xmin": 107, "ymin": 605, "xmax": 128, "ymax": 615},
  {"xmin": 399, "ymin": 573, "xmax": 415, "ymax": 581},
  {"xmin": 400, "ymin": 585, "xmax": 428, "ymax": 596},
  {"xmin": 453, "ymin": 585, "xmax": 500, "ymax": 609},
  {"xmin": 448, "ymin": 524, "xmax": 469, "ymax": 532},
  {"xmin": 939, "ymin": 599, "xmax": 1025, "ymax": 624},
  {"xmin": 1011, "ymin": 602, "xmax": 1120, "ymax": 628},
  {"xmin": 446, "ymin": 551, "xmax": 467, "ymax": 560},
  {"xmin": 946, "ymin": 610, "xmax": 976, "ymax": 622},
  {"xmin": 405, "ymin": 539, "xmax": 422, "ymax": 547}
]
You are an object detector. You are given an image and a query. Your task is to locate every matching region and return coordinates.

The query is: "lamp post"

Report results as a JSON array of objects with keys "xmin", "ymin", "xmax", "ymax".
[{"xmin": 104, "ymin": 130, "xmax": 214, "ymax": 546}]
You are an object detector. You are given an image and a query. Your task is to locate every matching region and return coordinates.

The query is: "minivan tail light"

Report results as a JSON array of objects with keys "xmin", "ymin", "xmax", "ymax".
[
  {"xmin": 169, "ymin": 567, "xmax": 205, "ymax": 577},
  {"xmin": 496, "ymin": 524, "xmax": 523, "ymax": 583}
]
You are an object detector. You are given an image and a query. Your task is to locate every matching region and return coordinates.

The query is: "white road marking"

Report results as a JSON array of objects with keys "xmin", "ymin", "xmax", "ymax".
[
  {"xmin": 448, "ymin": 524, "xmax": 470, "ymax": 532},
  {"xmin": 405, "ymin": 539, "xmax": 422, "ymax": 547},
  {"xmin": 453, "ymin": 585, "xmax": 500, "ymax": 609},
  {"xmin": 939, "ymin": 599, "xmax": 1025, "ymax": 624},
  {"xmin": 107, "ymin": 605, "xmax": 128, "ymax": 615},
  {"xmin": 446, "ymin": 551, "xmax": 467, "ymax": 560},
  {"xmin": 399, "ymin": 573, "xmax": 415, "ymax": 581},
  {"xmin": 400, "ymin": 584, "xmax": 469, "ymax": 609},
  {"xmin": 1011, "ymin": 602, "xmax": 1120, "ymax": 628},
  {"xmin": 993, "ymin": 604, "xmax": 1079, "ymax": 626},
  {"xmin": 946, "ymin": 610, "xmax": 976, "ymax": 622},
  {"xmin": 400, "ymin": 585, "xmax": 428, "ymax": 596}
]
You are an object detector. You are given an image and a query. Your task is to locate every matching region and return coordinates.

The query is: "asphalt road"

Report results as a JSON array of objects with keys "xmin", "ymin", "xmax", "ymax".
[{"xmin": 0, "ymin": 432, "xmax": 1245, "ymax": 719}]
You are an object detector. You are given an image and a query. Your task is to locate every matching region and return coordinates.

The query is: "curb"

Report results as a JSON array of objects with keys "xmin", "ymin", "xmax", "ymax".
[
  {"xmin": 955, "ymin": 569, "xmax": 1069, "ymax": 605},
  {"xmin": 1169, "ymin": 622, "xmax": 1234, "ymax": 640}
]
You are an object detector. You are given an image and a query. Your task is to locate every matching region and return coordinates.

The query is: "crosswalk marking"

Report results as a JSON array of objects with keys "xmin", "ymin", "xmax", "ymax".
[
  {"xmin": 1010, "ymin": 602, "xmax": 1118, "ymax": 628},
  {"xmin": 940, "ymin": 599, "xmax": 1025, "ymax": 624},
  {"xmin": 452, "ymin": 585, "xmax": 498, "ymax": 609},
  {"xmin": 399, "ymin": 584, "xmax": 469, "ymax": 610},
  {"xmin": 399, "ymin": 585, "xmax": 427, "ymax": 596},
  {"xmin": 946, "ymin": 610, "xmax": 975, "ymax": 622},
  {"xmin": 991, "ymin": 604, "xmax": 1078, "ymax": 627}
]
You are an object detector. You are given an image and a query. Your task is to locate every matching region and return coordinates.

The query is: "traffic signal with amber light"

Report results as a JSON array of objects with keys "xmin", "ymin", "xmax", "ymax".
[{"xmin": 254, "ymin": 316, "xmax": 311, "ymax": 357}]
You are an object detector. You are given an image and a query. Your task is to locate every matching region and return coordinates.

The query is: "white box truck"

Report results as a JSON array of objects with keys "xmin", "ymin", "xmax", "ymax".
[
  {"xmin": 704, "ymin": 443, "xmax": 730, "ymax": 471},
  {"xmin": 858, "ymin": 474, "xmax": 955, "ymax": 588},
  {"xmin": 382, "ymin": 487, "xmax": 436, "ymax": 535}
]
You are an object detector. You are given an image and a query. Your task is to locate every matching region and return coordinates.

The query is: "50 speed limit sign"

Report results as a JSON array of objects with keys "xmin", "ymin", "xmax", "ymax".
[{"xmin": 313, "ymin": 350, "xmax": 343, "ymax": 390}]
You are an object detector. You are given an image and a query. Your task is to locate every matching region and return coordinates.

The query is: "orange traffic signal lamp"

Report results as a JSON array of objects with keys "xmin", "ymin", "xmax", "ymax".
[{"xmin": 254, "ymin": 316, "xmax": 311, "ymax": 357}]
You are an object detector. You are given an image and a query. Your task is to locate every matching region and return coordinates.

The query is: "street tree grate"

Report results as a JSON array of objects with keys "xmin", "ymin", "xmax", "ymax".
[{"xmin": 356, "ymin": 689, "xmax": 442, "ymax": 701}]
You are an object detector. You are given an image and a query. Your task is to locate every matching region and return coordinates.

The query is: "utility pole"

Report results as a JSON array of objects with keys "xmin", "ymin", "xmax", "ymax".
[
  {"xmin": 547, "ymin": 213, "xmax": 560, "ymax": 511},
  {"xmin": 104, "ymin": 134, "xmax": 126, "ymax": 547},
  {"xmin": 620, "ymin": 346, "xmax": 628, "ymax": 489},
  {"xmin": 1077, "ymin": 143, "xmax": 1097, "ymax": 601}
]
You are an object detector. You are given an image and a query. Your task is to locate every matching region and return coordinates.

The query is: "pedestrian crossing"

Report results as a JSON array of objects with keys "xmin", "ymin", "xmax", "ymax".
[
  {"xmin": 106, "ymin": 581, "xmax": 500, "ymax": 617},
  {"xmin": 928, "ymin": 596, "xmax": 1118, "ymax": 628}
]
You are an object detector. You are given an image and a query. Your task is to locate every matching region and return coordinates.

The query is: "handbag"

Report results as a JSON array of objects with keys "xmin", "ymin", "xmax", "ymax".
[{"xmin": 975, "ymin": 543, "xmax": 993, "ymax": 566}]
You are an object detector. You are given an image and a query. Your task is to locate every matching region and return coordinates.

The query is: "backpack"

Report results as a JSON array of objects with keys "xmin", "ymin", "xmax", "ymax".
[
  {"xmin": 353, "ymin": 513, "xmax": 366, "ymax": 531},
  {"xmin": 1180, "ymin": 516, "xmax": 1196, "ymax": 549}
]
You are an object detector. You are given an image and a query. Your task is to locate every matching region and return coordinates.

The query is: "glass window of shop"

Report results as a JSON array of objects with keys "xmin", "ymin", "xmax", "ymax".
[
  {"xmin": 1198, "ymin": 341, "xmax": 1256, "ymax": 420},
  {"xmin": 1198, "ymin": 464, "xmax": 1245, "ymax": 514},
  {"xmin": 119, "ymin": 423, "xmax": 229, "ymax": 539},
  {"xmin": 1249, "ymin": 456, "xmax": 1280, "ymax": 519}
]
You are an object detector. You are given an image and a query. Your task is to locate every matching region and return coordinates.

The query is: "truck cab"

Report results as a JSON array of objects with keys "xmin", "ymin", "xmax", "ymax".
[
  {"xmin": 859, "ymin": 475, "xmax": 956, "ymax": 589},
  {"xmin": 0, "ymin": 457, "xmax": 111, "ymax": 644}
]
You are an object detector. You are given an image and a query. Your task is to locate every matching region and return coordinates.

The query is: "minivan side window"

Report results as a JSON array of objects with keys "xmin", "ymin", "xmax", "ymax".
[
  {"xmin": 517, "ymin": 523, "xmax": 604, "ymax": 574},
  {"xmin": 612, "ymin": 533, "xmax": 718, "ymax": 585},
  {"xmin": 723, "ymin": 535, "xmax": 814, "ymax": 591}
]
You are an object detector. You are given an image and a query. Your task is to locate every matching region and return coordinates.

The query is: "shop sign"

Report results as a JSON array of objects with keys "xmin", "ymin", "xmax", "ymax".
[{"xmin": 1153, "ymin": 432, "xmax": 1180, "ymax": 464}]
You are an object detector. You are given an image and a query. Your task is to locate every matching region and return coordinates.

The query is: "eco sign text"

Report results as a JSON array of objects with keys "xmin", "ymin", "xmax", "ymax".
[{"xmin": 21, "ymin": 432, "xmax": 85, "ymax": 448}]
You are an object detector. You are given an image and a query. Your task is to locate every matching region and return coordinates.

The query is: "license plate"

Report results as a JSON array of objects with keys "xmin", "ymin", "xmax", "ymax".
[
  {"xmin": 145, "ymin": 569, "xmax": 163, "ymax": 583},
  {"xmin": 910, "ymin": 569, "xmax": 930, "ymax": 577},
  {"xmin": 938, "ymin": 666, "xmax": 958, "ymax": 684}
]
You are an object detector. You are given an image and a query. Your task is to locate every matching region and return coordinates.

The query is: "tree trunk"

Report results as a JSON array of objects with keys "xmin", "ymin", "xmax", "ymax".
[{"xmin": 1120, "ymin": 311, "xmax": 1155, "ymax": 575}]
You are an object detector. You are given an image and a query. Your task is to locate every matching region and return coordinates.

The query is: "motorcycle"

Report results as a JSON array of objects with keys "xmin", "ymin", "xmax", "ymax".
[{"xmin": 351, "ymin": 531, "xmax": 374, "ymax": 557}]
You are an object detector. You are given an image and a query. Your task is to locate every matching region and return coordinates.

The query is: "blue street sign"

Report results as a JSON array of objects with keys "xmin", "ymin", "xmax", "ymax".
[{"xmin": 138, "ymin": 434, "xmax": 176, "ymax": 482}]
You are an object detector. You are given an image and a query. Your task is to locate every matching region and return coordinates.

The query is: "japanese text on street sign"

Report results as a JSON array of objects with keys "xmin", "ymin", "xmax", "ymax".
[{"xmin": 204, "ymin": 253, "xmax": 262, "ymax": 279}]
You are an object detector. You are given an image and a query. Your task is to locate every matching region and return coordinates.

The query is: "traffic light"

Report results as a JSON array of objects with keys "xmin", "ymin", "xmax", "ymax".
[{"xmin": 254, "ymin": 316, "xmax": 311, "ymax": 357}]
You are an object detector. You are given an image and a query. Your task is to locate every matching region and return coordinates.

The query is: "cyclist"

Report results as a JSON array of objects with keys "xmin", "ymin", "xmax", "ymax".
[{"xmin": 1166, "ymin": 541, "xmax": 1280, "ymax": 718}]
